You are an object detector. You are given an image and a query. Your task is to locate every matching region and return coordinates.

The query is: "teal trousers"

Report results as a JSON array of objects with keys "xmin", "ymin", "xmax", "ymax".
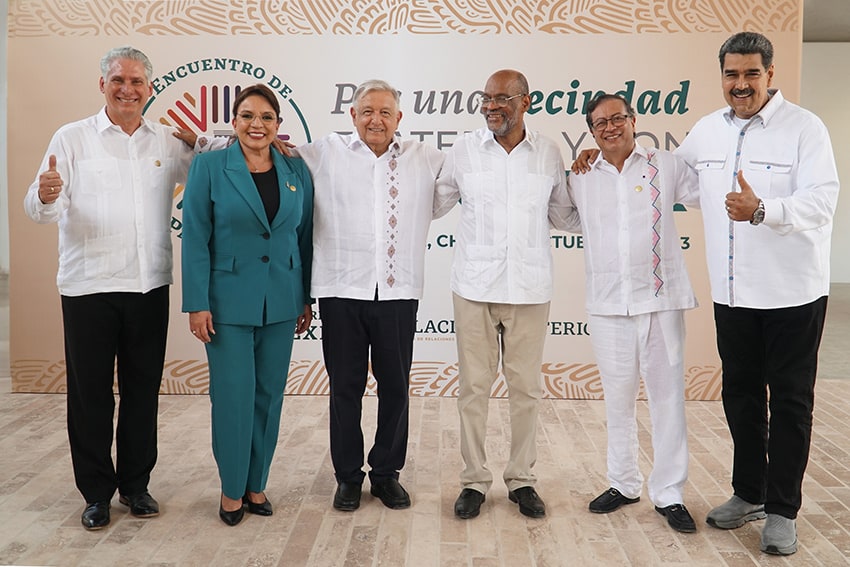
[{"xmin": 206, "ymin": 319, "xmax": 295, "ymax": 499}]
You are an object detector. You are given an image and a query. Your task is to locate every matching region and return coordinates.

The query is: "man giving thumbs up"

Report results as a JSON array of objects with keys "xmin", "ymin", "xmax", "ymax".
[{"xmin": 23, "ymin": 46, "xmax": 214, "ymax": 531}]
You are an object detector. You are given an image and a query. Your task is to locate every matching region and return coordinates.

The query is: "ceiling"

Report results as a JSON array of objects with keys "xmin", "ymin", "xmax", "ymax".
[{"xmin": 804, "ymin": 0, "xmax": 850, "ymax": 42}]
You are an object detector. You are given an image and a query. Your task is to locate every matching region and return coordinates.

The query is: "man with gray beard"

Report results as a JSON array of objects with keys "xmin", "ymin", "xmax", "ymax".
[{"xmin": 435, "ymin": 69, "xmax": 571, "ymax": 520}]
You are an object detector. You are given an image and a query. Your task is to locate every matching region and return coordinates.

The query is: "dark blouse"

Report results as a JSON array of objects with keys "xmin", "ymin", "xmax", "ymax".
[{"xmin": 251, "ymin": 166, "xmax": 279, "ymax": 222}]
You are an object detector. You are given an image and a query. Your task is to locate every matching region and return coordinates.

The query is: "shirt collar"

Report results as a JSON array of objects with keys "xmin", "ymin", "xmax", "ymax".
[
  {"xmin": 480, "ymin": 125, "xmax": 535, "ymax": 150},
  {"xmin": 723, "ymin": 88, "xmax": 783, "ymax": 127},
  {"xmin": 348, "ymin": 133, "xmax": 401, "ymax": 156},
  {"xmin": 95, "ymin": 106, "xmax": 155, "ymax": 134},
  {"xmin": 593, "ymin": 143, "xmax": 646, "ymax": 171}
]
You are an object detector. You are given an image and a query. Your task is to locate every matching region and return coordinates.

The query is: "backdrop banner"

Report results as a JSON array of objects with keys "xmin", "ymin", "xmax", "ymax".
[{"xmin": 7, "ymin": 1, "xmax": 802, "ymax": 399}]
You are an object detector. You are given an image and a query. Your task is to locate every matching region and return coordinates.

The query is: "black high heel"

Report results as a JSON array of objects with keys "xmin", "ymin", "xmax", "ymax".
[
  {"xmin": 219, "ymin": 496, "xmax": 245, "ymax": 526},
  {"xmin": 244, "ymin": 491, "xmax": 273, "ymax": 516}
]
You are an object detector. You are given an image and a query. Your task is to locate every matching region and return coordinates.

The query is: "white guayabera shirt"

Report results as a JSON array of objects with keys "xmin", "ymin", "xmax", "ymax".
[
  {"xmin": 435, "ymin": 127, "xmax": 570, "ymax": 305},
  {"xmin": 24, "ymin": 107, "xmax": 215, "ymax": 297},
  {"xmin": 295, "ymin": 133, "xmax": 446, "ymax": 301}
]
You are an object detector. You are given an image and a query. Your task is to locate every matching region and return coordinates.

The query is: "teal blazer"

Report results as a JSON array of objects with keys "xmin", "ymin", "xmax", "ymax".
[{"xmin": 181, "ymin": 142, "xmax": 313, "ymax": 326}]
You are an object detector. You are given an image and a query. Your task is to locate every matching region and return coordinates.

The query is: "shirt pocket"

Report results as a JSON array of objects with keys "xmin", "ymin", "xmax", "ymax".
[
  {"xmin": 84, "ymin": 234, "xmax": 130, "ymax": 278},
  {"xmin": 76, "ymin": 159, "xmax": 121, "ymax": 194},
  {"xmin": 212, "ymin": 254, "xmax": 235, "ymax": 272},
  {"xmin": 461, "ymin": 244, "xmax": 500, "ymax": 284},
  {"xmin": 743, "ymin": 156, "xmax": 793, "ymax": 197},
  {"xmin": 518, "ymin": 246, "xmax": 551, "ymax": 292},
  {"xmin": 693, "ymin": 154, "xmax": 727, "ymax": 173}
]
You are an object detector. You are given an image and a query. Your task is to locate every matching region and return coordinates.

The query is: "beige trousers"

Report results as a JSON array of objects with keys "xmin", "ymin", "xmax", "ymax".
[{"xmin": 453, "ymin": 293, "xmax": 550, "ymax": 493}]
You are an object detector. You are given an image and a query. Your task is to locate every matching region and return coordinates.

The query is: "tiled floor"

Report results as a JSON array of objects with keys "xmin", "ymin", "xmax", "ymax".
[{"xmin": 0, "ymin": 278, "xmax": 848, "ymax": 566}]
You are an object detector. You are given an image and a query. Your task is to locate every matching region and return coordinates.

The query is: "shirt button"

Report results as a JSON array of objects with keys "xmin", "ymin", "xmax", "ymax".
[{"xmin": 261, "ymin": 256, "xmax": 270, "ymax": 263}]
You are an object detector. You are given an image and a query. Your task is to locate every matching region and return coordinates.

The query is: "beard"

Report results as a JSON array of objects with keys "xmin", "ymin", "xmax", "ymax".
[{"xmin": 485, "ymin": 110, "xmax": 516, "ymax": 137}]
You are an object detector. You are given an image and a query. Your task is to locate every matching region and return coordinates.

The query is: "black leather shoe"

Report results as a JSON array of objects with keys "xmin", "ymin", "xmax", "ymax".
[
  {"xmin": 589, "ymin": 487, "xmax": 640, "ymax": 514},
  {"xmin": 81, "ymin": 501, "xmax": 110, "ymax": 530},
  {"xmin": 508, "ymin": 486, "xmax": 546, "ymax": 518},
  {"xmin": 244, "ymin": 492, "xmax": 273, "ymax": 516},
  {"xmin": 655, "ymin": 504, "xmax": 697, "ymax": 533},
  {"xmin": 333, "ymin": 482, "xmax": 362, "ymax": 511},
  {"xmin": 119, "ymin": 491, "xmax": 159, "ymax": 518},
  {"xmin": 454, "ymin": 488, "xmax": 485, "ymax": 519},
  {"xmin": 370, "ymin": 478, "xmax": 411, "ymax": 510},
  {"xmin": 219, "ymin": 498, "xmax": 245, "ymax": 526}
]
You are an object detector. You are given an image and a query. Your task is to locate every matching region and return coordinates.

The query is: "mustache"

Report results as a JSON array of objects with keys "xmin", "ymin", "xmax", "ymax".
[{"xmin": 731, "ymin": 88, "xmax": 754, "ymax": 97}]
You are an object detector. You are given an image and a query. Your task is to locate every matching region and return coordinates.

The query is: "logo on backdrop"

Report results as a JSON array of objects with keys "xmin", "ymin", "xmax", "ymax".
[{"xmin": 141, "ymin": 57, "xmax": 313, "ymax": 238}]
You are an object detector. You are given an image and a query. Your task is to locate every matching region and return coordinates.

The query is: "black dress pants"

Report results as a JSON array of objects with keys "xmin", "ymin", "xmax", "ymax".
[
  {"xmin": 319, "ymin": 296, "xmax": 417, "ymax": 485},
  {"xmin": 714, "ymin": 296, "xmax": 827, "ymax": 519},
  {"xmin": 61, "ymin": 286, "xmax": 169, "ymax": 503}
]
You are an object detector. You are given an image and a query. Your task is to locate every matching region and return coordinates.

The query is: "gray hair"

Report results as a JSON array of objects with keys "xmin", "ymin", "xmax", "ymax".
[
  {"xmin": 718, "ymin": 32, "xmax": 774, "ymax": 70},
  {"xmin": 352, "ymin": 79, "xmax": 400, "ymax": 111},
  {"xmin": 100, "ymin": 46, "xmax": 153, "ymax": 81}
]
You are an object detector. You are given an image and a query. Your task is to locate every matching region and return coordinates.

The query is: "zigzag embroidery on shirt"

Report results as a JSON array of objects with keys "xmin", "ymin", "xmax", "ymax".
[{"xmin": 647, "ymin": 151, "xmax": 664, "ymax": 297}]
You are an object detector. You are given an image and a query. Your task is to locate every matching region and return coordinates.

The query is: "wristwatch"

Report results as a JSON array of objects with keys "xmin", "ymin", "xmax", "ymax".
[{"xmin": 750, "ymin": 199, "xmax": 765, "ymax": 225}]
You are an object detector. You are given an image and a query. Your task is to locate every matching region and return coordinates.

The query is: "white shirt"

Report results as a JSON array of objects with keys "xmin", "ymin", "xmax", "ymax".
[
  {"xmin": 565, "ymin": 145, "xmax": 699, "ymax": 316},
  {"xmin": 24, "ymin": 108, "xmax": 209, "ymax": 297},
  {"xmin": 435, "ymin": 127, "xmax": 570, "ymax": 304},
  {"xmin": 295, "ymin": 133, "xmax": 445, "ymax": 301},
  {"xmin": 676, "ymin": 90, "xmax": 840, "ymax": 309}
]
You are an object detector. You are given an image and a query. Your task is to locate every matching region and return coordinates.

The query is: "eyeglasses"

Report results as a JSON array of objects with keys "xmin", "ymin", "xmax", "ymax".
[
  {"xmin": 591, "ymin": 114, "xmax": 631, "ymax": 131},
  {"xmin": 236, "ymin": 112, "xmax": 281, "ymax": 124},
  {"xmin": 476, "ymin": 93, "xmax": 526, "ymax": 108}
]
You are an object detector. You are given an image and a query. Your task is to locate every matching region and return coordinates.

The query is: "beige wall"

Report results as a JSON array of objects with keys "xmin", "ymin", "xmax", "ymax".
[{"xmin": 5, "ymin": 2, "xmax": 806, "ymax": 398}]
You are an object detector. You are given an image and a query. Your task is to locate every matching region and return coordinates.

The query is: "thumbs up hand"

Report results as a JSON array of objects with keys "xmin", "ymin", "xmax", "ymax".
[
  {"xmin": 38, "ymin": 155, "xmax": 64, "ymax": 204},
  {"xmin": 724, "ymin": 170, "xmax": 760, "ymax": 222}
]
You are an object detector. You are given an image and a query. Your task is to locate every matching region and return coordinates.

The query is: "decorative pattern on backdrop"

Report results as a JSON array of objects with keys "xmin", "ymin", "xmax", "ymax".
[
  {"xmin": 10, "ymin": 358, "xmax": 724, "ymax": 399},
  {"xmin": 9, "ymin": 1, "xmax": 799, "ymax": 36}
]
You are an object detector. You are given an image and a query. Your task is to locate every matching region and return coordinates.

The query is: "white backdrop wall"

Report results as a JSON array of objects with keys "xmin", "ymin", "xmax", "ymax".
[{"xmin": 4, "ymin": 2, "xmax": 811, "ymax": 399}]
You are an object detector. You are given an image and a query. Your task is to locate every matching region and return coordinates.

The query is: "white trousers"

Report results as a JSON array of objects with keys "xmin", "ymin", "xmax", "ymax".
[{"xmin": 588, "ymin": 310, "xmax": 689, "ymax": 507}]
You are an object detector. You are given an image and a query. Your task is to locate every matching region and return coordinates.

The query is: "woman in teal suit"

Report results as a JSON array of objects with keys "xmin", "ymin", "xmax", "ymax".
[{"xmin": 181, "ymin": 84, "xmax": 313, "ymax": 526}]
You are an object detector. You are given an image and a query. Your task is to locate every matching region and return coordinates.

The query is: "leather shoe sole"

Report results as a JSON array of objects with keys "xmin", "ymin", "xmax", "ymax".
[
  {"xmin": 333, "ymin": 482, "xmax": 362, "ymax": 511},
  {"xmin": 370, "ymin": 478, "xmax": 411, "ymax": 510},
  {"xmin": 589, "ymin": 487, "xmax": 640, "ymax": 514},
  {"xmin": 655, "ymin": 504, "xmax": 697, "ymax": 533},
  {"xmin": 119, "ymin": 491, "xmax": 159, "ymax": 518},
  {"xmin": 81, "ymin": 501, "xmax": 110, "ymax": 530},
  {"xmin": 454, "ymin": 488, "xmax": 485, "ymax": 519}
]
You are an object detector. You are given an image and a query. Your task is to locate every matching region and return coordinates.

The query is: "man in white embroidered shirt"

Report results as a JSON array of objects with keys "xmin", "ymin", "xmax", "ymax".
[
  {"xmin": 294, "ymin": 80, "xmax": 445, "ymax": 512},
  {"xmin": 675, "ymin": 32, "xmax": 840, "ymax": 555},
  {"xmin": 23, "ymin": 46, "xmax": 213, "ymax": 530},
  {"xmin": 435, "ymin": 69, "xmax": 570, "ymax": 520},
  {"xmin": 560, "ymin": 93, "xmax": 700, "ymax": 534}
]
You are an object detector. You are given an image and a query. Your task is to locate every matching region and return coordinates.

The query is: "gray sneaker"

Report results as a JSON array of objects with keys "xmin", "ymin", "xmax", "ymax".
[
  {"xmin": 760, "ymin": 514, "xmax": 797, "ymax": 555},
  {"xmin": 706, "ymin": 495, "xmax": 766, "ymax": 529}
]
